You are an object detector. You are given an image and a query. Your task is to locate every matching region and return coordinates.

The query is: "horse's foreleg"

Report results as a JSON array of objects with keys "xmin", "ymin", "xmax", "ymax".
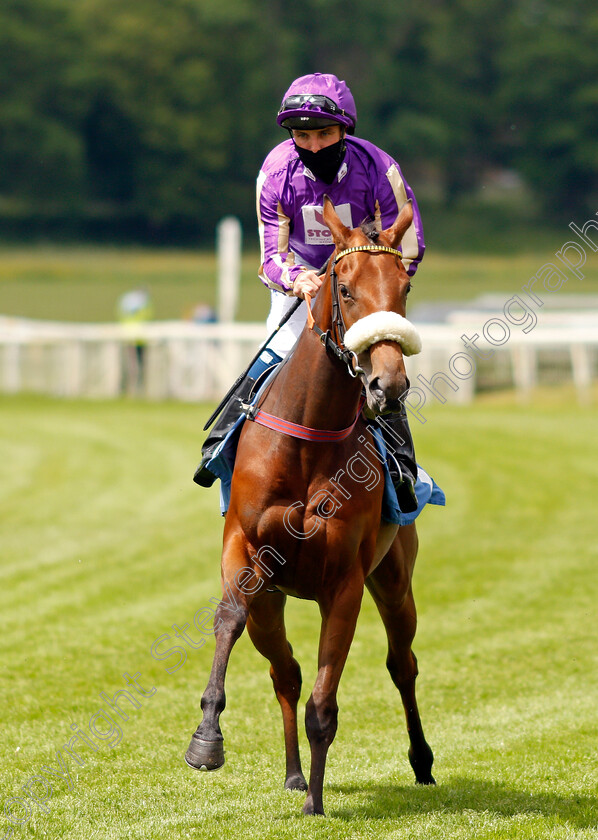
[
  {"xmin": 302, "ymin": 581, "xmax": 364, "ymax": 816},
  {"xmin": 246, "ymin": 590, "xmax": 307, "ymax": 791},
  {"xmin": 185, "ymin": 589, "xmax": 248, "ymax": 772},
  {"xmin": 366, "ymin": 525, "xmax": 435, "ymax": 785}
]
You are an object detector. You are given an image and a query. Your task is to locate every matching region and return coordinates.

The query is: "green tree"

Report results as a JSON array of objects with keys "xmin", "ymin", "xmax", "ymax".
[
  {"xmin": 500, "ymin": 0, "xmax": 598, "ymax": 218},
  {"xmin": 2, "ymin": 0, "xmax": 597, "ymax": 241},
  {"xmin": 0, "ymin": 0, "xmax": 87, "ymax": 209},
  {"xmin": 75, "ymin": 0, "xmax": 279, "ymax": 236},
  {"xmin": 263, "ymin": 0, "xmax": 511, "ymax": 206}
]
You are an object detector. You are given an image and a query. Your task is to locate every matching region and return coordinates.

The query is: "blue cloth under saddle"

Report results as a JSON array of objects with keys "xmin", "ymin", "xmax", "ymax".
[
  {"xmin": 370, "ymin": 426, "xmax": 445, "ymax": 525},
  {"xmin": 206, "ymin": 390, "xmax": 445, "ymax": 525}
]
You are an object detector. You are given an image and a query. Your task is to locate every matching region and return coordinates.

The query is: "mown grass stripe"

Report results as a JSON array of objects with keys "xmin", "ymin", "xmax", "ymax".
[{"xmin": 1, "ymin": 391, "xmax": 597, "ymax": 838}]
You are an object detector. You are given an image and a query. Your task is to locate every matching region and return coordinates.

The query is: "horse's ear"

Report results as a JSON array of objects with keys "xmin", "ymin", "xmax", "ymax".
[
  {"xmin": 322, "ymin": 195, "xmax": 352, "ymax": 248},
  {"xmin": 383, "ymin": 200, "xmax": 414, "ymax": 249}
]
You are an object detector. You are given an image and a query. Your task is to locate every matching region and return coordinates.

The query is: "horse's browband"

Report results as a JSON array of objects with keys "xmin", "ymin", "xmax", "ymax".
[{"xmin": 334, "ymin": 245, "xmax": 403, "ymax": 263}]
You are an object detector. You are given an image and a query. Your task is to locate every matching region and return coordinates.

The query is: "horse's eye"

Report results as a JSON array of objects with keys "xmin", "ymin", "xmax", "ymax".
[
  {"xmin": 339, "ymin": 284, "xmax": 352, "ymax": 300},
  {"xmin": 406, "ymin": 282, "xmax": 412, "ymax": 296}
]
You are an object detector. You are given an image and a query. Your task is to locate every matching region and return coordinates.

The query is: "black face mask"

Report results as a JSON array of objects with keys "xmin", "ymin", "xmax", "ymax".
[{"xmin": 294, "ymin": 138, "xmax": 346, "ymax": 184}]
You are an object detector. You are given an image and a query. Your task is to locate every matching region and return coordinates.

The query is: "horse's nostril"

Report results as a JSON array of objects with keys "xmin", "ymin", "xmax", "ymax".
[{"xmin": 369, "ymin": 378, "xmax": 384, "ymax": 398}]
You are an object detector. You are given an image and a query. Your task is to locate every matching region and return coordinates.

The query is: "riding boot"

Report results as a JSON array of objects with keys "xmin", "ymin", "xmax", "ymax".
[
  {"xmin": 375, "ymin": 409, "xmax": 419, "ymax": 514},
  {"xmin": 193, "ymin": 349, "xmax": 282, "ymax": 488},
  {"xmin": 193, "ymin": 375, "xmax": 257, "ymax": 487}
]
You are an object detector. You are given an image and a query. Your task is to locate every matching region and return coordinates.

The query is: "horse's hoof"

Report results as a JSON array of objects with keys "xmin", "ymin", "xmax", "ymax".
[
  {"xmin": 285, "ymin": 773, "xmax": 308, "ymax": 791},
  {"xmin": 409, "ymin": 744, "xmax": 435, "ymax": 785},
  {"xmin": 302, "ymin": 801, "xmax": 325, "ymax": 817},
  {"xmin": 185, "ymin": 734, "xmax": 225, "ymax": 771}
]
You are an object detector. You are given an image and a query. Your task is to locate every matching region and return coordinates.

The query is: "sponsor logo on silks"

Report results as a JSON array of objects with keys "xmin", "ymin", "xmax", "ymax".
[{"xmin": 302, "ymin": 203, "xmax": 353, "ymax": 245}]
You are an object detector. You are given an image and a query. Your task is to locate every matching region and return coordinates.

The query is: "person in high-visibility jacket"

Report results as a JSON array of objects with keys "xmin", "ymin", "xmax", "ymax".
[{"xmin": 117, "ymin": 288, "xmax": 153, "ymax": 394}]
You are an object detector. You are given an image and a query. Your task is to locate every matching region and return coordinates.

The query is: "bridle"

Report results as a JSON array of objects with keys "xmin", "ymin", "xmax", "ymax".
[
  {"xmin": 305, "ymin": 244, "xmax": 404, "ymax": 378},
  {"xmin": 243, "ymin": 243, "xmax": 409, "ymax": 442}
]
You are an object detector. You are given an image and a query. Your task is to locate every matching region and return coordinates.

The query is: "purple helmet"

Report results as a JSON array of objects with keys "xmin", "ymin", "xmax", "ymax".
[{"xmin": 277, "ymin": 72, "xmax": 357, "ymax": 134}]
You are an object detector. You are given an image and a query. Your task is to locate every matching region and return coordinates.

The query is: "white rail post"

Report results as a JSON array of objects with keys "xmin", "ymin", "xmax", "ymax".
[
  {"xmin": 217, "ymin": 216, "xmax": 242, "ymax": 323},
  {"xmin": 570, "ymin": 343, "xmax": 592, "ymax": 405},
  {"xmin": 3, "ymin": 342, "xmax": 22, "ymax": 393},
  {"xmin": 511, "ymin": 344, "xmax": 537, "ymax": 403},
  {"xmin": 217, "ymin": 216, "xmax": 243, "ymax": 384}
]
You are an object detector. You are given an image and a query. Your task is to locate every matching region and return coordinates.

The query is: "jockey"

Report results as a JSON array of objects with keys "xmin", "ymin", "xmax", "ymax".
[{"xmin": 194, "ymin": 72, "xmax": 425, "ymax": 514}]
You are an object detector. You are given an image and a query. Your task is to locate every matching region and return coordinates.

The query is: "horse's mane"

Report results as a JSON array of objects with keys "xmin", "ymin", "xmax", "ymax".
[{"xmin": 360, "ymin": 218, "xmax": 380, "ymax": 243}]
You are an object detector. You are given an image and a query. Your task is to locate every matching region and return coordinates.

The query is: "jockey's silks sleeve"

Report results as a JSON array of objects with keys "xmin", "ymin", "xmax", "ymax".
[{"xmin": 257, "ymin": 136, "xmax": 425, "ymax": 294}]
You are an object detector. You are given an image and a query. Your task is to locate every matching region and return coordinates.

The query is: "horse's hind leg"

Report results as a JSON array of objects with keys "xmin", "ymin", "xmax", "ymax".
[
  {"xmin": 247, "ymin": 590, "xmax": 307, "ymax": 791},
  {"xmin": 185, "ymin": 587, "xmax": 248, "ymax": 772},
  {"xmin": 366, "ymin": 524, "xmax": 435, "ymax": 785}
]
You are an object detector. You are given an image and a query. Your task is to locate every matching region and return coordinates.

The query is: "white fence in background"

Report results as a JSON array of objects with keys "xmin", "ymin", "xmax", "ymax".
[
  {"xmin": 404, "ymin": 317, "xmax": 597, "ymax": 405},
  {"xmin": 0, "ymin": 311, "xmax": 597, "ymax": 404},
  {"xmin": 0, "ymin": 317, "xmax": 265, "ymax": 402}
]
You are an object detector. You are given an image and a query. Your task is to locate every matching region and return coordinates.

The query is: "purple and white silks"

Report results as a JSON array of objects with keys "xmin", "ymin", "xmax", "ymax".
[{"xmin": 256, "ymin": 136, "xmax": 425, "ymax": 357}]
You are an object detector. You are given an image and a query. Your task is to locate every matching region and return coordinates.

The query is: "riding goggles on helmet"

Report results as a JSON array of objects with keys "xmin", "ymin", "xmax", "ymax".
[{"xmin": 278, "ymin": 94, "xmax": 347, "ymax": 119}]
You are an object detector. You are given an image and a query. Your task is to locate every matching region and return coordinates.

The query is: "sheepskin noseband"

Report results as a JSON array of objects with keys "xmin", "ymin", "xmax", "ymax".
[{"xmin": 343, "ymin": 311, "xmax": 422, "ymax": 356}]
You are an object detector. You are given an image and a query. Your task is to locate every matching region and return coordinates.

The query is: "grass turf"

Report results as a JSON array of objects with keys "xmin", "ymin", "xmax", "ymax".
[
  {"xmin": 1, "ymin": 390, "xmax": 597, "ymax": 838},
  {"xmin": 1, "ymin": 246, "xmax": 597, "ymax": 324}
]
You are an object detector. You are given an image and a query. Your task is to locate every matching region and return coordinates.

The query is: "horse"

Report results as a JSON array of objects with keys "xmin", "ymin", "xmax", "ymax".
[{"xmin": 185, "ymin": 196, "xmax": 435, "ymax": 816}]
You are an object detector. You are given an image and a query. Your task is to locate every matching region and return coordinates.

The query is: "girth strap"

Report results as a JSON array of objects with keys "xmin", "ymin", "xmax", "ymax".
[{"xmin": 244, "ymin": 396, "xmax": 366, "ymax": 442}]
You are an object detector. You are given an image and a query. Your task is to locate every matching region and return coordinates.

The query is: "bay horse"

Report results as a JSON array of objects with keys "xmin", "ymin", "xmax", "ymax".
[{"xmin": 185, "ymin": 197, "xmax": 435, "ymax": 816}]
